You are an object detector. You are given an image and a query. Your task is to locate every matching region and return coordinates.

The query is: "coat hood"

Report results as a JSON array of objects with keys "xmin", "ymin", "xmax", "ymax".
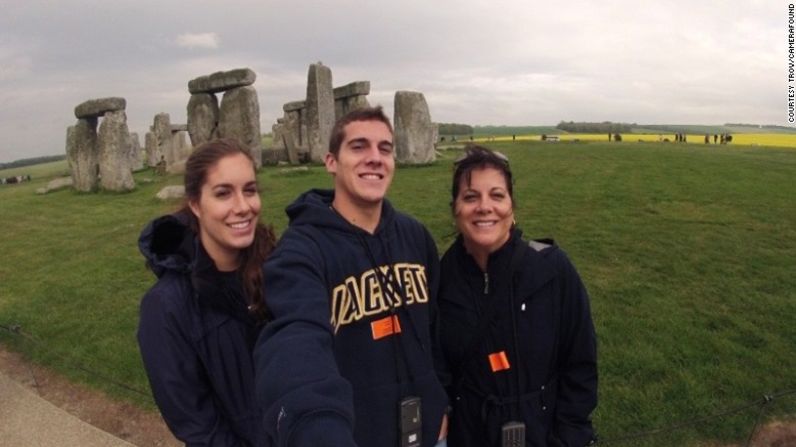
[
  {"xmin": 138, "ymin": 212, "xmax": 252, "ymax": 322},
  {"xmin": 285, "ymin": 188, "xmax": 396, "ymax": 235},
  {"xmin": 138, "ymin": 212, "xmax": 197, "ymax": 278}
]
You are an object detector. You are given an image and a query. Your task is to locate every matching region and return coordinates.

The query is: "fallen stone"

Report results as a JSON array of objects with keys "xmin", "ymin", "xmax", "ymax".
[
  {"xmin": 74, "ymin": 97, "xmax": 126, "ymax": 119},
  {"xmin": 156, "ymin": 185, "xmax": 185, "ymax": 200},
  {"xmin": 35, "ymin": 177, "xmax": 73, "ymax": 194},
  {"xmin": 188, "ymin": 68, "xmax": 256, "ymax": 94}
]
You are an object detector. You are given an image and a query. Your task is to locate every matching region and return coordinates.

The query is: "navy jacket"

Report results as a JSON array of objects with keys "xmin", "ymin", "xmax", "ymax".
[
  {"xmin": 439, "ymin": 229, "xmax": 597, "ymax": 447},
  {"xmin": 254, "ymin": 189, "xmax": 448, "ymax": 447},
  {"xmin": 137, "ymin": 213, "xmax": 264, "ymax": 446}
]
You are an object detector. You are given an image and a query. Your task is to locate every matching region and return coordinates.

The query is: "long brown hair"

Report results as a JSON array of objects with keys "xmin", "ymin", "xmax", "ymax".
[{"xmin": 179, "ymin": 138, "xmax": 276, "ymax": 323}]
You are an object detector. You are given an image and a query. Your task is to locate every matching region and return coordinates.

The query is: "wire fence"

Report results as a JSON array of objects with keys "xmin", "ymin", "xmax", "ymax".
[{"xmin": 1, "ymin": 322, "xmax": 794, "ymax": 446}]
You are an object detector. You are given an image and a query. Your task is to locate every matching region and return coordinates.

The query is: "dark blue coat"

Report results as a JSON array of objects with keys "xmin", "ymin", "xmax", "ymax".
[
  {"xmin": 439, "ymin": 229, "xmax": 597, "ymax": 447},
  {"xmin": 254, "ymin": 189, "xmax": 448, "ymax": 447},
  {"xmin": 137, "ymin": 214, "xmax": 264, "ymax": 446}
]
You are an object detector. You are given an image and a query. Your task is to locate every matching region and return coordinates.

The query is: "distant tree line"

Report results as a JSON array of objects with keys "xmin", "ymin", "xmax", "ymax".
[
  {"xmin": 726, "ymin": 123, "xmax": 795, "ymax": 131},
  {"xmin": 556, "ymin": 121, "xmax": 633, "ymax": 133},
  {"xmin": 436, "ymin": 123, "xmax": 474, "ymax": 135},
  {"xmin": 0, "ymin": 154, "xmax": 65, "ymax": 170}
]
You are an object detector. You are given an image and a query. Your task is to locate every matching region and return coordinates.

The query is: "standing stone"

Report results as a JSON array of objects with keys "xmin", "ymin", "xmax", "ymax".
[
  {"xmin": 67, "ymin": 118, "xmax": 100, "ymax": 192},
  {"xmin": 305, "ymin": 63, "xmax": 335, "ymax": 163},
  {"xmin": 168, "ymin": 130, "xmax": 192, "ymax": 174},
  {"xmin": 218, "ymin": 86, "xmax": 262, "ymax": 168},
  {"xmin": 65, "ymin": 125, "xmax": 77, "ymax": 185},
  {"xmin": 272, "ymin": 119, "xmax": 286, "ymax": 151},
  {"xmin": 144, "ymin": 132, "xmax": 159, "ymax": 167},
  {"xmin": 187, "ymin": 93, "xmax": 219, "ymax": 147},
  {"xmin": 153, "ymin": 113, "xmax": 175, "ymax": 168},
  {"xmin": 128, "ymin": 132, "xmax": 144, "ymax": 171},
  {"xmin": 393, "ymin": 91, "xmax": 436, "ymax": 164},
  {"xmin": 98, "ymin": 110, "xmax": 135, "ymax": 191}
]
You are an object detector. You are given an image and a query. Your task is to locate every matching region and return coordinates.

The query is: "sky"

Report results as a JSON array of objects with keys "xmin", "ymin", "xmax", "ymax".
[{"xmin": 0, "ymin": 0, "xmax": 783, "ymax": 162}]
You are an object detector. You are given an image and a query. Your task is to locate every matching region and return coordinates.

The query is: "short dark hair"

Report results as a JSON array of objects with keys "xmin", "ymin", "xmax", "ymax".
[
  {"xmin": 328, "ymin": 106, "xmax": 393, "ymax": 156},
  {"xmin": 451, "ymin": 144, "xmax": 514, "ymax": 210}
]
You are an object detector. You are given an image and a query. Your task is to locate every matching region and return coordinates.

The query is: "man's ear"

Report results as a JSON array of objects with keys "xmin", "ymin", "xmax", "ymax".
[{"xmin": 324, "ymin": 152, "xmax": 337, "ymax": 175}]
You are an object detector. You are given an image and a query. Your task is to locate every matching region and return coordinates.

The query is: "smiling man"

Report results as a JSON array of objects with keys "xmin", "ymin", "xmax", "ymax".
[{"xmin": 255, "ymin": 107, "xmax": 449, "ymax": 447}]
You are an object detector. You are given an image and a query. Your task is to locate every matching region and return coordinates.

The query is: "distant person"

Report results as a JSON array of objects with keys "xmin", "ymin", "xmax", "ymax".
[
  {"xmin": 137, "ymin": 139, "xmax": 276, "ymax": 445},
  {"xmin": 155, "ymin": 155, "xmax": 167, "ymax": 175},
  {"xmin": 714, "ymin": 134, "xmax": 719, "ymax": 144},
  {"xmin": 705, "ymin": 134, "xmax": 710, "ymax": 144},
  {"xmin": 608, "ymin": 133, "xmax": 612, "ymax": 142},
  {"xmin": 614, "ymin": 133, "xmax": 622, "ymax": 142},
  {"xmin": 254, "ymin": 107, "xmax": 449, "ymax": 447},
  {"xmin": 438, "ymin": 146, "xmax": 597, "ymax": 446}
]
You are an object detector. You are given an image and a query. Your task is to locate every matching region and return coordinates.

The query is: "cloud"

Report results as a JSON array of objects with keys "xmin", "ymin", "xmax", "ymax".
[{"xmin": 175, "ymin": 33, "xmax": 220, "ymax": 50}]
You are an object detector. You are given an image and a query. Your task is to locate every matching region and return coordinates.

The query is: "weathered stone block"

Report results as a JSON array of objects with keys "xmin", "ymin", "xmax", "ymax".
[
  {"xmin": 333, "ymin": 81, "xmax": 370, "ymax": 99},
  {"xmin": 156, "ymin": 185, "xmax": 185, "ymax": 200},
  {"xmin": 187, "ymin": 93, "xmax": 219, "ymax": 147},
  {"xmin": 98, "ymin": 110, "xmax": 135, "ymax": 191},
  {"xmin": 74, "ymin": 97, "xmax": 126, "ymax": 119},
  {"xmin": 145, "ymin": 132, "xmax": 159, "ymax": 167},
  {"xmin": 305, "ymin": 63, "xmax": 335, "ymax": 162},
  {"xmin": 128, "ymin": 132, "xmax": 144, "ymax": 171},
  {"xmin": 393, "ymin": 91, "xmax": 436, "ymax": 164},
  {"xmin": 218, "ymin": 86, "xmax": 262, "ymax": 168},
  {"xmin": 283, "ymin": 100, "xmax": 306, "ymax": 112},
  {"xmin": 188, "ymin": 68, "xmax": 256, "ymax": 94},
  {"xmin": 67, "ymin": 118, "xmax": 100, "ymax": 192}
]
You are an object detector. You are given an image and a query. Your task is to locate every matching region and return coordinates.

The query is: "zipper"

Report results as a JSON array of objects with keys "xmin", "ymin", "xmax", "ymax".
[{"xmin": 483, "ymin": 271, "xmax": 489, "ymax": 295}]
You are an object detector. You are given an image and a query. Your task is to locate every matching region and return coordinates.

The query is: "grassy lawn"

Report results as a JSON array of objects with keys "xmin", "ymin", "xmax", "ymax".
[{"xmin": 1, "ymin": 141, "xmax": 794, "ymax": 445}]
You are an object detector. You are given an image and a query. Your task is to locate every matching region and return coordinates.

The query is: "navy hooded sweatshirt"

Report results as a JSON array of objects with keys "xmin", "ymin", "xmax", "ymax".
[
  {"xmin": 137, "ymin": 213, "xmax": 264, "ymax": 446},
  {"xmin": 254, "ymin": 189, "xmax": 449, "ymax": 447}
]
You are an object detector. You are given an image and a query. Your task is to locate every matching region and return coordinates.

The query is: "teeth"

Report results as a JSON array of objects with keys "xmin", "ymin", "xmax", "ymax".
[
  {"xmin": 229, "ymin": 221, "xmax": 249, "ymax": 229},
  {"xmin": 475, "ymin": 222, "xmax": 495, "ymax": 227},
  {"xmin": 360, "ymin": 174, "xmax": 381, "ymax": 180}
]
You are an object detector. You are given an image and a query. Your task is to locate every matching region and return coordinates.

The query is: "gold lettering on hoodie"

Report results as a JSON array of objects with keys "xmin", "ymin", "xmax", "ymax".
[{"xmin": 330, "ymin": 263, "xmax": 428, "ymax": 333}]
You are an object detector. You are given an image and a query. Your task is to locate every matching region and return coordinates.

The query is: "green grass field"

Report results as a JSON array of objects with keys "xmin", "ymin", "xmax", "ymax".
[{"xmin": 1, "ymin": 141, "xmax": 795, "ymax": 445}]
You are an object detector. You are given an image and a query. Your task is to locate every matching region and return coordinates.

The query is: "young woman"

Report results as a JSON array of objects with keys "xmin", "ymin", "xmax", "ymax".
[
  {"xmin": 137, "ymin": 139, "xmax": 276, "ymax": 446},
  {"xmin": 438, "ymin": 145, "xmax": 597, "ymax": 446}
]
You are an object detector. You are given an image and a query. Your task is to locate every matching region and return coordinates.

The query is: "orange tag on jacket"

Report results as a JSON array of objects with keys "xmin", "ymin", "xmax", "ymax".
[
  {"xmin": 371, "ymin": 315, "xmax": 402, "ymax": 340},
  {"xmin": 488, "ymin": 351, "xmax": 511, "ymax": 372}
]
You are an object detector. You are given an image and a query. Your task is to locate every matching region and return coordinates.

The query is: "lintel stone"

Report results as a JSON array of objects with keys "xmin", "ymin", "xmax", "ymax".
[
  {"xmin": 283, "ymin": 100, "xmax": 306, "ymax": 112},
  {"xmin": 333, "ymin": 81, "xmax": 370, "ymax": 99},
  {"xmin": 188, "ymin": 68, "xmax": 256, "ymax": 94},
  {"xmin": 74, "ymin": 97, "xmax": 126, "ymax": 119}
]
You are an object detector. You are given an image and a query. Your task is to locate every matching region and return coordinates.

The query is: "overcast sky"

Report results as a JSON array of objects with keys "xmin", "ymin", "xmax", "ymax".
[{"xmin": 0, "ymin": 0, "xmax": 782, "ymax": 162}]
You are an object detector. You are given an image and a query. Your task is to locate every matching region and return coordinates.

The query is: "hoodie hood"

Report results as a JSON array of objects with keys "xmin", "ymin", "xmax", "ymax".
[
  {"xmin": 138, "ymin": 212, "xmax": 197, "ymax": 278},
  {"xmin": 285, "ymin": 188, "xmax": 396, "ymax": 235},
  {"xmin": 138, "ymin": 212, "xmax": 252, "ymax": 323}
]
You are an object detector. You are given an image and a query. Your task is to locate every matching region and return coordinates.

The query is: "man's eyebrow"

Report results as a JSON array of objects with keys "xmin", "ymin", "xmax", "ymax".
[{"xmin": 346, "ymin": 137, "xmax": 369, "ymax": 146}]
